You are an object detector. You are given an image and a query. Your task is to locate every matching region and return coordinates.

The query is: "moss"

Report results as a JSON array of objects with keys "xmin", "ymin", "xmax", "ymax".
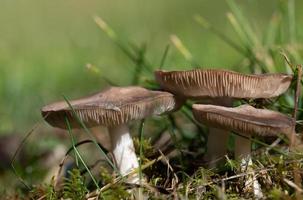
[{"xmin": 63, "ymin": 169, "xmax": 88, "ymax": 200}]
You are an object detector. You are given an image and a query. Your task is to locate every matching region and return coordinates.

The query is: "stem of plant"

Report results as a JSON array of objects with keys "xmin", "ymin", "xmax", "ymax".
[{"xmin": 291, "ymin": 65, "xmax": 302, "ymax": 147}]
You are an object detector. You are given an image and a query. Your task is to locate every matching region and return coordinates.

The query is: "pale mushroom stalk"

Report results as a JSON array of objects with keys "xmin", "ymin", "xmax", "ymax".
[
  {"xmin": 109, "ymin": 124, "xmax": 139, "ymax": 182},
  {"xmin": 234, "ymin": 135, "xmax": 251, "ymax": 158},
  {"xmin": 234, "ymin": 136, "xmax": 253, "ymax": 187},
  {"xmin": 204, "ymin": 98, "xmax": 233, "ymax": 167},
  {"xmin": 235, "ymin": 136, "xmax": 262, "ymax": 199},
  {"xmin": 205, "ymin": 128, "xmax": 230, "ymax": 167}
]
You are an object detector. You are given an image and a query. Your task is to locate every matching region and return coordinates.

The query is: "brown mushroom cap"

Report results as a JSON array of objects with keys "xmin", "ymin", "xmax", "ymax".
[
  {"xmin": 42, "ymin": 86, "xmax": 178, "ymax": 129},
  {"xmin": 155, "ymin": 69, "xmax": 293, "ymax": 99},
  {"xmin": 192, "ymin": 104, "xmax": 295, "ymax": 137}
]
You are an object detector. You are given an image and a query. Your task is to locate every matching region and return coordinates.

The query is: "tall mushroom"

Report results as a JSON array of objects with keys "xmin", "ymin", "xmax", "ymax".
[
  {"xmin": 155, "ymin": 69, "xmax": 293, "ymax": 166},
  {"xmin": 41, "ymin": 86, "xmax": 179, "ymax": 183}
]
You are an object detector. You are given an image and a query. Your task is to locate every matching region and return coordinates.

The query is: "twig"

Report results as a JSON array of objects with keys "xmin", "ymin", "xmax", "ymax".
[
  {"xmin": 283, "ymin": 178, "xmax": 303, "ymax": 193},
  {"xmin": 293, "ymin": 65, "xmax": 302, "ymax": 119},
  {"xmin": 291, "ymin": 65, "xmax": 302, "ymax": 147},
  {"xmin": 159, "ymin": 150, "xmax": 179, "ymax": 190},
  {"xmin": 266, "ymin": 138, "xmax": 281, "ymax": 152}
]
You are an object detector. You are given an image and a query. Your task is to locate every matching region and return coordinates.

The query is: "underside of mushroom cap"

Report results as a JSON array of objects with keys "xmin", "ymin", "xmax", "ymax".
[
  {"xmin": 155, "ymin": 69, "xmax": 293, "ymax": 99},
  {"xmin": 192, "ymin": 104, "xmax": 295, "ymax": 137},
  {"xmin": 42, "ymin": 86, "xmax": 178, "ymax": 129}
]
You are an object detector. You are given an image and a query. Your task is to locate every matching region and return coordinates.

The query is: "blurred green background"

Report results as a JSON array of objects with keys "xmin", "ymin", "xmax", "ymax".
[{"xmin": 1, "ymin": 0, "xmax": 303, "ymax": 133}]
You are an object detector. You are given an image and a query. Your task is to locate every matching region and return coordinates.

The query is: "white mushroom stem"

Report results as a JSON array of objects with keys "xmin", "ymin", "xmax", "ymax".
[
  {"xmin": 235, "ymin": 136, "xmax": 263, "ymax": 199},
  {"xmin": 109, "ymin": 124, "xmax": 139, "ymax": 183}
]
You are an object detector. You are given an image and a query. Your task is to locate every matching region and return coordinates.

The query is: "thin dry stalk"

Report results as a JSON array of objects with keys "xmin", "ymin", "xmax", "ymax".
[
  {"xmin": 86, "ymin": 154, "xmax": 164, "ymax": 199},
  {"xmin": 292, "ymin": 65, "xmax": 303, "ymax": 200}
]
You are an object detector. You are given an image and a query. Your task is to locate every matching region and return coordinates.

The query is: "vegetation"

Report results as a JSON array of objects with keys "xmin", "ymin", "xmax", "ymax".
[{"xmin": 1, "ymin": 0, "xmax": 303, "ymax": 199}]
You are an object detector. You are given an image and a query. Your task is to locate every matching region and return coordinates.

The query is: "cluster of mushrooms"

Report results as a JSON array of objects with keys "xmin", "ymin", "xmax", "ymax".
[{"xmin": 42, "ymin": 68, "xmax": 296, "ymax": 185}]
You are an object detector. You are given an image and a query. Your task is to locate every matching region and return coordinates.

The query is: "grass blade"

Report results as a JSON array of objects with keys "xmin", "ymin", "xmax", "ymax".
[
  {"xmin": 159, "ymin": 44, "xmax": 170, "ymax": 70},
  {"xmin": 194, "ymin": 15, "xmax": 246, "ymax": 55},
  {"xmin": 226, "ymin": 12, "xmax": 251, "ymax": 47},
  {"xmin": 65, "ymin": 117, "xmax": 79, "ymax": 167},
  {"xmin": 194, "ymin": 14, "xmax": 266, "ymax": 73},
  {"xmin": 10, "ymin": 123, "xmax": 41, "ymax": 190},
  {"xmin": 132, "ymin": 44, "xmax": 146, "ymax": 85},
  {"xmin": 65, "ymin": 140, "xmax": 109, "ymax": 156},
  {"xmin": 264, "ymin": 13, "xmax": 281, "ymax": 46},
  {"xmin": 65, "ymin": 117, "xmax": 100, "ymax": 190},
  {"xmin": 226, "ymin": 0, "xmax": 259, "ymax": 46},
  {"xmin": 170, "ymin": 34, "xmax": 199, "ymax": 67},
  {"xmin": 94, "ymin": 16, "xmax": 153, "ymax": 73}
]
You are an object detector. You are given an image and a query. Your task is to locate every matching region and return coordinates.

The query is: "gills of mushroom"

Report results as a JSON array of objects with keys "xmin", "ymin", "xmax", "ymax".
[
  {"xmin": 41, "ymin": 86, "xmax": 180, "ymax": 183},
  {"xmin": 192, "ymin": 104, "xmax": 295, "ymax": 198},
  {"xmin": 155, "ymin": 68, "xmax": 293, "ymax": 167},
  {"xmin": 191, "ymin": 104, "xmax": 295, "ymax": 156}
]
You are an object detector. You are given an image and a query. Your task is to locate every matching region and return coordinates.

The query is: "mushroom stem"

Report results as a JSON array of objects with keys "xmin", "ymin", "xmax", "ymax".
[
  {"xmin": 109, "ymin": 124, "xmax": 139, "ymax": 183},
  {"xmin": 234, "ymin": 135, "xmax": 251, "ymax": 158},
  {"xmin": 205, "ymin": 128, "xmax": 229, "ymax": 167},
  {"xmin": 205, "ymin": 98, "xmax": 233, "ymax": 167},
  {"xmin": 235, "ymin": 136, "xmax": 263, "ymax": 199}
]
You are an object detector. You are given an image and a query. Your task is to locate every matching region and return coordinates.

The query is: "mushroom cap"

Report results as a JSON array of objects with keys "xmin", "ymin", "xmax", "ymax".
[
  {"xmin": 42, "ymin": 86, "xmax": 178, "ymax": 129},
  {"xmin": 192, "ymin": 104, "xmax": 295, "ymax": 137},
  {"xmin": 155, "ymin": 69, "xmax": 293, "ymax": 99}
]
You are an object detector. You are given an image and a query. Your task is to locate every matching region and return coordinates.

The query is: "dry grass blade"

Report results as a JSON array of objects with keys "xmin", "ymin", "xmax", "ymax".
[
  {"xmin": 293, "ymin": 65, "xmax": 302, "ymax": 119},
  {"xmin": 283, "ymin": 178, "xmax": 303, "ymax": 193},
  {"xmin": 170, "ymin": 35, "xmax": 193, "ymax": 63},
  {"xmin": 93, "ymin": 16, "xmax": 117, "ymax": 41},
  {"xmin": 86, "ymin": 154, "xmax": 164, "ymax": 199},
  {"xmin": 226, "ymin": 0, "xmax": 260, "ymax": 46},
  {"xmin": 194, "ymin": 14, "xmax": 246, "ymax": 55},
  {"xmin": 11, "ymin": 122, "xmax": 42, "ymax": 190}
]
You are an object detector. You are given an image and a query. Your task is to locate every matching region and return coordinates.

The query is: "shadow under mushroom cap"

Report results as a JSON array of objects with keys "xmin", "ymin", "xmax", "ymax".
[
  {"xmin": 155, "ymin": 69, "xmax": 293, "ymax": 99},
  {"xmin": 192, "ymin": 104, "xmax": 295, "ymax": 137},
  {"xmin": 42, "ymin": 86, "xmax": 178, "ymax": 129}
]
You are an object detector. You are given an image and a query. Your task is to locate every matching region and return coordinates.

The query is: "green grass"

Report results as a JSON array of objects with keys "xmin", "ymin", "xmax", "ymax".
[{"xmin": 1, "ymin": 0, "xmax": 303, "ymax": 199}]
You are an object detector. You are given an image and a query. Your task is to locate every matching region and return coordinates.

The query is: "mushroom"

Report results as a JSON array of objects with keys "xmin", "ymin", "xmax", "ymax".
[
  {"xmin": 192, "ymin": 104, "xmax": 295, "ymax": 144},
  {"xmin": 155, "ymin": 69, "xmax": 293, "ymax": 166},
  {"xmin": 192, "ymin": 104, "xmax": 295, "ymax": 198},
  {"xmin": 41, "ymin": 86, "xmax": 179, "ymax": 183}
]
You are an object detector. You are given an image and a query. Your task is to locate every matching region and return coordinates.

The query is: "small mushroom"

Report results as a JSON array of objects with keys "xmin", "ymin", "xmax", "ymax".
[
  {"xmin": 192, "ymin": 103, "xmax": 295, "ymax": 159},
  {"xmin": 42, "ymin": 86, "xmax": 179, "ymax": 183},
  {"xmin": 192, "ymin": 104, "xmax": 295, "ymax": 197},
  {"xmin": 155, "ymin": 69, "xmax": 293, "ymax": 166}
]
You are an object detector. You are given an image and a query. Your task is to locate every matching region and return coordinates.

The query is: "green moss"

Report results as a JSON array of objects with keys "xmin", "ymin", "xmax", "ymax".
[{"xmin": 63, "ymin": 169, "xmax": 88, "ymax": 200}]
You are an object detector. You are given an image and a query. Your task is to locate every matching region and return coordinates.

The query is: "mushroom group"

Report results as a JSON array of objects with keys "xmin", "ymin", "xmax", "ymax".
[
  {"xmin": 154, "ymin": 68, "xmax": 295, "ymax": 198},
  {"xmin": 155, "ymin": 68, "xmax": 294, "ymax": 166},
  {"xmin": 42, "ymin": 67, "xmax": 296, "ymax": 192}
]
